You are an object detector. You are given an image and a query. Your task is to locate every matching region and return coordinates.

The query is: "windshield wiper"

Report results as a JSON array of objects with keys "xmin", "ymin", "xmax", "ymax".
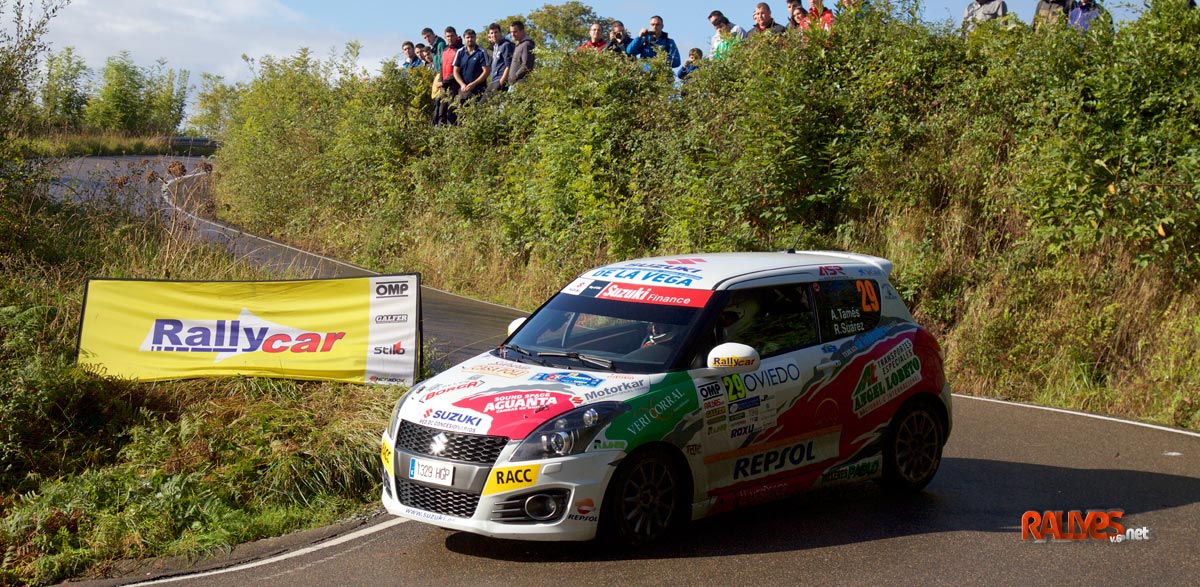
[
  {"xmin": 500, "ymin": 343, "xmax": 532, "ymax": 356},
  {"xmin": 534, "ymin": 351, "xmax": 615, "ymax": 370},
  {"xmin": 499, "ymin": 343, "xmax": 549, "ymax": 365}
]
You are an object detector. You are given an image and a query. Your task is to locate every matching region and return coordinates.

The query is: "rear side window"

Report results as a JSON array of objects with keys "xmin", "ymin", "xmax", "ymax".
[
  {"xmin": 813, "ymin": 279, "xmax": 881, "ymax": 341},
  {"xmin": 717, "ymin": 284, "xmax": 818, "ymax": 357}
]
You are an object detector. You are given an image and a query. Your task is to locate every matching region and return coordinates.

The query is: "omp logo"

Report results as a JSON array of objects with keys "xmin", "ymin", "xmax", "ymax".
[
  {"xmin": 375, "ymin": 281, "xmax": 411, "ymax": 298},
  {"xmin": 139, "ymin": 308, "xmax": 345, "ymax": 362}
]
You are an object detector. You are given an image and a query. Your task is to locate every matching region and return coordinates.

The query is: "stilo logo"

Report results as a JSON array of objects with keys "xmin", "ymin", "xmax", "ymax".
[
  {"xmin": 140, "ymin": 308, "xmax": 345, "ymax": 362},
  {"xmin": 373, "ymin": 341, "xmax": 406, "ymax": 355}
]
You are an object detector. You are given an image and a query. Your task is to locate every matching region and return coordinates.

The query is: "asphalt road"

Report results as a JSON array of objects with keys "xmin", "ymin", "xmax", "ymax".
[{"xmin": 56, "ymin": 157, "xmax": 1200, "ymax": 587}]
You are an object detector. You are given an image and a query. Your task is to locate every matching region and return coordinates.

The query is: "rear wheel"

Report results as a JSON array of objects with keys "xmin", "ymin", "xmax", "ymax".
[
  {"xmin": 881, "ymin": 399, "xmax": 944, "ymax": 493},
  {"xmin": 599, "ymin": 447, "xmax": 687, "ymax": 546}
]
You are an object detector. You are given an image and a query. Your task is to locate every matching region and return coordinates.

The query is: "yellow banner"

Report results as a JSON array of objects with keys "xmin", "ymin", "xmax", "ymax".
[{"xmin": 76, "ymin": 275, "xmax": 420, "ymax": 385}]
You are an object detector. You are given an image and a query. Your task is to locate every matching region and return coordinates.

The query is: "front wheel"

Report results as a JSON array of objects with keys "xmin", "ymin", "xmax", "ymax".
[
  {"xmin": 599, "ymin": 447, "xmax": 687, "ymax": 547},
  {"xmin": 880, "ymin": 399, "xmax": 944, "ymax": 493}
]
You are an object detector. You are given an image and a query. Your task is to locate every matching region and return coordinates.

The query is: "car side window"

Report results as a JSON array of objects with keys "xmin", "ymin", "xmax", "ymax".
[
  {"xmin": 813, "ymin": 279, "xmax": 881, "ymax": 341},
  {"xmin": 717, "ymin": 284, "xmax": 818, "ymax": 357}
]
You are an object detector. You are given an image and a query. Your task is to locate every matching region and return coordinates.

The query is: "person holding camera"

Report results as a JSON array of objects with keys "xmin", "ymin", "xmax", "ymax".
[
  {"xmin": 626, "ymin": 15, "xmax": 681, "ymax": 68},
  {"xmin": 606, "ymin": 20, "xmax": 632, "ymax": 54}
]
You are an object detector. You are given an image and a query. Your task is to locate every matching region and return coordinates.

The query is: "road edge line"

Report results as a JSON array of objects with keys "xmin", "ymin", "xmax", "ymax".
[
  {"xmin": 953, "ymin": 394, "xmax": 1200, "ymax": 439},
  {"xmin": 123, "ymin": 517, "xmax": 409, "ymax": 586}
]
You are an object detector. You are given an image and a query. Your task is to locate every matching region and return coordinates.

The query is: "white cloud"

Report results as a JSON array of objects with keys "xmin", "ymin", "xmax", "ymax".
[{"xmin": 42, "ymin": 0, "xmax": 394, "ymax": 85}]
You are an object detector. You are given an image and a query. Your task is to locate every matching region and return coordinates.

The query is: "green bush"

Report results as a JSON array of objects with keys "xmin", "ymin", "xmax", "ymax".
[{"xmin": 212, "ymin": 0, "xmax": 1200, "ymax": 432}]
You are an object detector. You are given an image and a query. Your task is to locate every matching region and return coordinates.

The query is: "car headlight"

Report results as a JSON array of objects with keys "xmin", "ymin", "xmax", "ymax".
[
  {"xmin": 510, "ymin": 402, "xmax": 630, "ymax": 462},
  {"xmin": 388, "ymin": 382, "xmax": 425, "ymax": 436}
]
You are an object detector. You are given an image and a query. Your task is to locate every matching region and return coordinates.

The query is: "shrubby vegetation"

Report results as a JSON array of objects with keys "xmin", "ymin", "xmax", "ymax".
[
  {"xmin": 0, "ymin": 5, "xmax": 390, "ymax": 585},
  {"xmin": 0, "ymin": 161, "xmax": 394, "ymax": 585},
  {"xmin": 212, "ymin": 0, "xmax": 1199, "ymax": 427},
  {"xmin": 2, "ymin": 0, "xmax": 190, "ymax": 139}
]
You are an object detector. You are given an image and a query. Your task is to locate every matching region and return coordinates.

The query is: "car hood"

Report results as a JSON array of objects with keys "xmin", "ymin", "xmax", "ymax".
[{"xmin": 399, "ymin": 353, "xmax": 656, "ymax": 439}]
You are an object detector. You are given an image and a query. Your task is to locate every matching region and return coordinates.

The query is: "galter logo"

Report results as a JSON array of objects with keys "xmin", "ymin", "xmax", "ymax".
[
  {"xmin": 140, "ymin": 308, "xmax": 345, "ymax": 362},
  {"xmin": 1020, "ymin": 510, "xmax": 1148, "ymax": 542},
  {"xmin": 374, "ymin": 314, "xmax": 409, "ymax": 323}
]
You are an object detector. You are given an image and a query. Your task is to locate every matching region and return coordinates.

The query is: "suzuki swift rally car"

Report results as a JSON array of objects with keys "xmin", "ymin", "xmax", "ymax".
[{"xmin": 380, "ymin": 252, "xmax": 951, "ymax": 545}]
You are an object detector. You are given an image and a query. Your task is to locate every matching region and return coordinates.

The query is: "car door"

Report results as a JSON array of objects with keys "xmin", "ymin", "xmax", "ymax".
[{"xmin": 697, "ymin": 280, "xmax": 834, "ymax": 505}]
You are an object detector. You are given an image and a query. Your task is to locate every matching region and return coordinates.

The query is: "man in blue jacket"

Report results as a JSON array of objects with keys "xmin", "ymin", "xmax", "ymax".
[{"xmin": 627, "ymin": 15, "xmax": 681, "ymax": 68}]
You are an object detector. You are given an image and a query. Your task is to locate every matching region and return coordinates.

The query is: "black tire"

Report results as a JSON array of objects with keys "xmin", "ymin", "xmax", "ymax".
[
  {"xmin": 599, "ymin": 446, "xmax": 687, "ymax": 547},
  {"xmin": 880, "ymin": 399, "xmax": 944, "ymax": 493}
]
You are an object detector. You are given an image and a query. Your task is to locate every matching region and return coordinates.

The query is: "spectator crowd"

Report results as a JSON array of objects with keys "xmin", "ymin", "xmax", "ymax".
[{"xmin": 397, "ymin": 0, "xmax": 1190, "ymax": 125}]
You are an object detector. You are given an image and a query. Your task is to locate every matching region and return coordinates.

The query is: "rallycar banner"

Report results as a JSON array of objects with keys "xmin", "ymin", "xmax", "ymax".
[{"xmin": 76, "ymin": 275, "xmax": 420, "ymax": 385}]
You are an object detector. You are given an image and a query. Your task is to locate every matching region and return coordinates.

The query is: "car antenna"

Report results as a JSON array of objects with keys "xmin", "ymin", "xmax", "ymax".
[{"xmin": 786, "ymin": 231, "xmax": 802, "ymax": 254}]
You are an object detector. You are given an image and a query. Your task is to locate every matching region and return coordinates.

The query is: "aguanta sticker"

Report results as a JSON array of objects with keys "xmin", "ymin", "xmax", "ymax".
[{"xmin": 453, "ymin": 390, "xmax": 580, "ymax": 438}]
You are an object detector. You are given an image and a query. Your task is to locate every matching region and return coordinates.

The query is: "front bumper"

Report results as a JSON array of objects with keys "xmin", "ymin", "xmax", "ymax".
[{"xmin": 380, "ymin": 426, "xmax": 622, "ymax": 541}]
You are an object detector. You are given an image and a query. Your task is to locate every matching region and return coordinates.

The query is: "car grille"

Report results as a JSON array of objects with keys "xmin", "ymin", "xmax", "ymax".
[
  {"xmin": 395, "ymin": 478, "xmax": 480, "ymax": 518},
  {"xmin": 396, "ymin": 420, "xmax": 508, "ymax": 464}
]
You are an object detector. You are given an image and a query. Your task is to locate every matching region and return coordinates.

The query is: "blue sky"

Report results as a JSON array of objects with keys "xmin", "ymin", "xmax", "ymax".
[{"xmin": 42, "ymin": 0, "xmax": 1142, "ymax": 83}]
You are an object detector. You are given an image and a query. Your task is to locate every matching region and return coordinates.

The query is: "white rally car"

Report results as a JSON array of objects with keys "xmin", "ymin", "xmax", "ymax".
[{"xmin": 380, "ymin": 252, "xmax": 951, "ymax": 545}]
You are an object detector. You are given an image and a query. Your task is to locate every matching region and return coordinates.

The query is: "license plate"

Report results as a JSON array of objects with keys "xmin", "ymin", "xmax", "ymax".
[
  {"xmin": 380, "ymin": 440, "xmax": 394, "ymax": 476},
  {"xmin": 408, "ymin": 457, "xmax": 455, "ymax": 487}
]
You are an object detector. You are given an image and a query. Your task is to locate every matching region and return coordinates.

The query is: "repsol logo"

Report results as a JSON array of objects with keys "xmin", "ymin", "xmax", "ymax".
[
  {"xmin": 141, "ymin": 313, "xmax": 345, "ymax": 361},
  {"xmin": 375, "ymin": 281, "xmax": 411, "ymax": 298},
  {"xmin": 734, "ymin": 440, "xmax": 816, "ymax": 480}
]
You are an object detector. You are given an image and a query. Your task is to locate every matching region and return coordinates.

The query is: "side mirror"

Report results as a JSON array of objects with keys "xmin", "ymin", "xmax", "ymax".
[
  {"xmin": 507, "ymin": 317, "xmax": 527, "ymax": 336},
  {"xmin": 692, "ymin": 343, "xmax": 760, "ymax": 377}
]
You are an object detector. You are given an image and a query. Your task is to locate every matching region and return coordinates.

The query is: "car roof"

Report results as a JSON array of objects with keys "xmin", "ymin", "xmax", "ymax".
[{"xmin": 581, "ymin": 251, "xmax": 893, "ymax": 291}]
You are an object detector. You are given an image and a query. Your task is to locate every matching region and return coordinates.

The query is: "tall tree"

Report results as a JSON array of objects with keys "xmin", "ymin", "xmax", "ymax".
[
  {"xmin": 142, "ymin": 58, "xmax": 190, "ymax": 135},
  {"xmin": 84, "ymin": 51, "xmax": 190, "ymax": 134},
  {"xmin": 1, "ymin": 0, "xmax": 68, "ymax": 137},
  {"xmin": 497, "ymin": 2, "xmax": 611, "ymax": 50},
  {"xmin": 527, "ymin": 1, "xmax": 605, "ymax": 49},
  {"xmin": 39, "ymin": 45, "xmax": 88, "ymax": 131},
  {"xmin": 84, "ymin": 51, "xmax": 145, "ymax": 133},
  {"xmin": 186, "ymin": 72, "xmax": 240, "ymax": 140}
]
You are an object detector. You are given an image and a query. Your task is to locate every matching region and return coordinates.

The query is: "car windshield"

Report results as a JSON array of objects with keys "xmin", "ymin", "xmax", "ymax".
[{"xmin": 497, "ymin": 292, "xmax": 708, "ymax": 373}]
